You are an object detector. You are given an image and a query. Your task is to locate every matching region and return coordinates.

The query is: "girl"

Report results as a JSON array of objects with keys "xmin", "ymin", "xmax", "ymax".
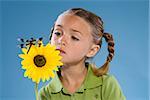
[{"xmin": 39, "ymin": 8, "xmax": 126, "ymax": 100}]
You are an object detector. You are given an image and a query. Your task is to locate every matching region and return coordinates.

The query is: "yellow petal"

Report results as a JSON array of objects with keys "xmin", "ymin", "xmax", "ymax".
[
  {"xmin": 22, "ymin": 48, "xmax": 27, "ymax": 54},
  {"xmin": 18, "ymin": 54, "xmax": 26, "ymax": 59},
  {"xmin": 24, "ymin": 71, "xmax": 29, "ymax": 77},
  {"xmin": 31, "ymin": 70, "xmax": 40, "ymax": 84},
  {"xmin": 28, "ymin": 45, "xmax": 37, "ymax": 58},
  {"xmin": 37, "ymin": 46, "xmax": 44, "ymax": 55},
  {"xmin": 49, "ymin": 71, "xmax": 55, "ymax": 78}
]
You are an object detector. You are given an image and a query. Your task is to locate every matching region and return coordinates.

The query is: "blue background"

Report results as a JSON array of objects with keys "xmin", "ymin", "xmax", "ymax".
[{"xmin": 0, "ymin": 0, "xmax": 149, "ymax": 100}]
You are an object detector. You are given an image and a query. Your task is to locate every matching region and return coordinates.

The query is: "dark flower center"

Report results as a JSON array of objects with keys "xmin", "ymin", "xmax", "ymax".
[{"xmin": 34, "ymin": 55, "xmax": 46, "ymax": 67}]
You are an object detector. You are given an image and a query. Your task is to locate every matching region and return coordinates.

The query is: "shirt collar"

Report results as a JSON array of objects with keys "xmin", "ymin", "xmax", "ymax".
[
  {"xmin": 48, "ymin": 64, "xmax": 103, "ymax": 94},
  {"xmin": 83, "ymin": 64, "xmax": 103, "ymax": 89}
]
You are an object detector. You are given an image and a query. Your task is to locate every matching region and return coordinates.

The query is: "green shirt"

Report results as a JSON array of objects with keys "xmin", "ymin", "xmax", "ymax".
[{"xmin": 39, "ymin": 64, "xmax": 126, "ymax": 100}]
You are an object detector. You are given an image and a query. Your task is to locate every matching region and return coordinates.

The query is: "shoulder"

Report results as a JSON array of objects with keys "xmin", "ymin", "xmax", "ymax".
[
  {"xmin": 101, "ymin": 74, "xmax": 126, "ymax": 100},
  {"xmin": 101, "ymin": 74, "xmax": 122, "ymax": 93},
  {"xmin": 102, "ymin": 74, "xmax": 119, "ymax": 85}
]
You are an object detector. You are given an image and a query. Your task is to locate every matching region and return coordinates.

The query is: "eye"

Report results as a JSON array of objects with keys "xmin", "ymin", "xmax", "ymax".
[
  {"xmin": 54, "ymin": 32, "xmax": 62, "ymax": 37},
  {"xmin": 71, "ymin": 36, "xmax": 79, "ymax": 41}
]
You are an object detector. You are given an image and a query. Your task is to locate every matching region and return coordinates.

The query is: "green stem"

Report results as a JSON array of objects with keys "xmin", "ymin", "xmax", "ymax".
[{"xmin": 35, "ymin": 83, "xmax": 39, "ymax": 100}]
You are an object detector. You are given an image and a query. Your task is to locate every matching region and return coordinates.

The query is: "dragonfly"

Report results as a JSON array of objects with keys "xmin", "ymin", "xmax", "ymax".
[{"xmin": 18, "ymin": 37, "xmax": 43, "ymax": 54}]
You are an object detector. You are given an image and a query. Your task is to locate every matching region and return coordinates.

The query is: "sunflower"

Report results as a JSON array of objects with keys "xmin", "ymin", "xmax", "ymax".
[{"xmin": 19, "ymin": 42, "xmax": 63, "ymax": 84}]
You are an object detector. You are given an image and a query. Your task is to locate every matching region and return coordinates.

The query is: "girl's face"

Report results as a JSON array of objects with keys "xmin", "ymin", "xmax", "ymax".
[{"xmin": 51, "ymin": 14, "xmax": 99, "ymax": 65}]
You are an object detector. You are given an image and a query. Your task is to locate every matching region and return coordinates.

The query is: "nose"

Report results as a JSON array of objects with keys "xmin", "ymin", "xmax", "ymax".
[{"xmin": 58, "ymin": 35, "xmax": 66, "ymax": 46}]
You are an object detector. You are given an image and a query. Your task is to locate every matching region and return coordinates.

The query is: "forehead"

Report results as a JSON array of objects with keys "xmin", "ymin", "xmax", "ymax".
[{"xmin": 55, "ymin": 14, "xmax": 92, "ymax": 36}]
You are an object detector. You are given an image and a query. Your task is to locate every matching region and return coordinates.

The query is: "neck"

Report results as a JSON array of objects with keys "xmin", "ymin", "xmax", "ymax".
[
  {"xmin": 60, "ymin": 61, "xmax": 88, "ymax": 86},
  {"xmin": 59, "ymin": 58, "xmax": 89, "ymax": 94}
]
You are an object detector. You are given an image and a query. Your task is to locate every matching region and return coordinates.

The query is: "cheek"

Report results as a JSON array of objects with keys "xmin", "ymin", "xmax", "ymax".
[
  {"xmin": 72, "ymin": 44, "xmax": 90, "ymax": 56},
  {"xmin": 79, "ymin": 42, "xmax": 93, "ymax": 55}
]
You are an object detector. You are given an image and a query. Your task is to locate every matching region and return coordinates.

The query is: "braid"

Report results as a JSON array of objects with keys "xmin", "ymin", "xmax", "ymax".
[
  {"xmin": 92, "ymin": 32, "xmax": 115, "ymax": 76},
  {"xmin": 103, "ymin": 32, "xmax": 115, "ymax": 62}
]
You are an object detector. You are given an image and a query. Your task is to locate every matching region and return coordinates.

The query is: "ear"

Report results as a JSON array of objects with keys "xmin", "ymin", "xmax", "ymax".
[{"xmin": 86, "ymin": 44, "xmax": 100, "ymax": 58}]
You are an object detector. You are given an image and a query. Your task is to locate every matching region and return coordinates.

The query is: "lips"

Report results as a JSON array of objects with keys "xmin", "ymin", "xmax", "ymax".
[{"xmin": 56, "ymin": 48, "xmax": 66, "ymax": 54}]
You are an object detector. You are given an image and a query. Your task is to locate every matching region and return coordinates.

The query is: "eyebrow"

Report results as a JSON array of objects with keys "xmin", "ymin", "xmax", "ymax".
[
  {"xmin": 56, "ymin": 24, "xmax": 63, "ymax": 28},
  {"xmin": 55, "ymin": 24, "xmax": 83, "ymax": 36},
  {"xmin": 70, "ymin": 29, "xmax": 83, "ymax": 36}
]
